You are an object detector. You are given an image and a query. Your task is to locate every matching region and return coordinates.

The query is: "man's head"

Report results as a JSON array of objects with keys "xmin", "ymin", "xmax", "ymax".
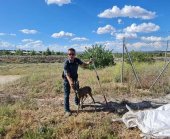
[{"xmin": 68, "ymin": 48, "xmax": 76, "ymax": 61}]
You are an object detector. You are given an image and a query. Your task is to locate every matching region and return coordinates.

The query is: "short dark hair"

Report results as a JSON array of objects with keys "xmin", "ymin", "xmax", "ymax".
[{"xmin": 68, "ymin": 48, "xmax": 76, "ymax": 53}]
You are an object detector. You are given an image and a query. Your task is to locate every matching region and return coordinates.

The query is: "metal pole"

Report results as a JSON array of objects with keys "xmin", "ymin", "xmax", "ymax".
[
  {"xmin": 161, "ymin": 40, "xmax": 169, "ymax": 83},
  {"xmin": 85, "ymin": 47, "xmax": 108, "ymax": 106},
  {"xmin": 165, "ymin": 40, "xmax": 169, "ymax": 63},
  {"xmin": 149, "ymin": 60, "xmax": 170, "ymax": 90},
  {"xmin": 91, "ymin": 58, "xmax": 108, "ymax": 106},
  {"xmin": 121, "ymin": 37, "xmax": 125, "ymax": 83},
  {"xmin": 124, "ymin": 44, "xmax": 142, "ymax": 88}
]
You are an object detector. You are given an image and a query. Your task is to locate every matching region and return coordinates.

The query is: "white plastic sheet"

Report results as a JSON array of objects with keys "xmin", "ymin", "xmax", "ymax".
[{"xmin": 113, "ymin": 104, "xmax": 170, "ymax": 138}]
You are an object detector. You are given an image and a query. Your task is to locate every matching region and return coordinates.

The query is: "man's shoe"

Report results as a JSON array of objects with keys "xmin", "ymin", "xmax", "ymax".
[{"xmin": 64, "ymin": 111, "xmax": 72, "ymax": 117}]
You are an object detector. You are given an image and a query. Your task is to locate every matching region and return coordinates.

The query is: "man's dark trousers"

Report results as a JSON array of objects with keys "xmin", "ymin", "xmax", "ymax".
[{"xmin": 63, "ymin": 79, "xmax": 79, "ymax": 112}]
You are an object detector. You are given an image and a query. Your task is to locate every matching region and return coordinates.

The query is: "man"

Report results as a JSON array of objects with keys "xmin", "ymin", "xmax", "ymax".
[{"xmin": 63, "ymin": 48, "xmax": 92, "ymax": 116}]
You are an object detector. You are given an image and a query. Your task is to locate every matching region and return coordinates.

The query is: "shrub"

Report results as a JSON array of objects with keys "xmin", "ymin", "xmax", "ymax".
[
  {"xmin": 43, "ymin": 48, "xmax": 52, "ymax": 56},
  {"xmin": 0, "ymin": 126, "xmax": 6, "ymax": 136},
  {"xmin": 81, "ymin": 44, "xmax": 115, "ymax": 68},
  {"xmin": 30, "ymin": 50, "xmax": 36, "ymax": 56},
  {"xmin": 15, "ymin": 49, "xmax": 23, "ymax": 55},
  {"xmin": 125, "ymin": 51, "xmax": 154, "ymax": 63}
]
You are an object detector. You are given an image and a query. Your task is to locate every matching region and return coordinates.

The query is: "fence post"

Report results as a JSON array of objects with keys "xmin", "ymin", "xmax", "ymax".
[
  {"xmin": 124, "ymin": 43, "xmax": 142, "ymax": 89},
  {"xmin": 121, "ymin": 37, "xmax": 125, "ymax": 83}
]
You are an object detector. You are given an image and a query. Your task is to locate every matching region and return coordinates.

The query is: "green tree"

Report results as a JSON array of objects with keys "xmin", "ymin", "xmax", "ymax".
[
  {"xmin": 125, "ymin": 51, "xmax": 154, "ymax": 63},
  {"xmin": 82, "ymin": 44, "xmax": 115, "ymax": 68},
  {"xmin": 56, "ymin": 52, "xmax": 64, "ymax": 55},
  {"xmin": 1, "ymin": 50, "xmax": 11, "ymax": 55},
  {"xmin": 51, "ymin": 50, "xmax": 55, "ymax": 55},
  {"xmin": 30, "ymin": 50, "xmax": 36, "ymax": 55},
  {"xmin": 45, "ymin": 48, "xmax": 51, "ymax": 55},
  {"xmin": 15, "ymin": 49, "xmax": 23, "ymax": 55}
]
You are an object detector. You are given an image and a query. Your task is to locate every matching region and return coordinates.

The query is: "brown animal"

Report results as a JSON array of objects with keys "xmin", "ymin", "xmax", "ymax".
[{"xmin": 75, "ymin": 86, "xmax": 95, "ymax": 113}]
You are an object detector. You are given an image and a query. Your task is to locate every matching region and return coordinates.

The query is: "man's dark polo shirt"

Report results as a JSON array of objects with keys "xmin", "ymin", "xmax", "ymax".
[{"xmin": 63, "ymin": 58, "xmax": 83, "ymax": 81}]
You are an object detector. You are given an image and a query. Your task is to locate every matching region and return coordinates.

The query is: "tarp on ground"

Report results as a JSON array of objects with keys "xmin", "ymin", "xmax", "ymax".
[{"xmin": 113, "ymin": 104, "xmax": 170, "ymax": 138}]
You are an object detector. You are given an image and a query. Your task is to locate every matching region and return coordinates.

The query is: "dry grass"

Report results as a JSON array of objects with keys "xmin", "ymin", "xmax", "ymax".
[{"xmin": 0, "ymin": 61, "xmax": 170, "ymax": 138}]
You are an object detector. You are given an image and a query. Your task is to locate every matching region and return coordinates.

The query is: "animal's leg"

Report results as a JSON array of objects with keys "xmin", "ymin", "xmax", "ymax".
[
  {"xmin": 89, "ymin": 92, "xmax": 95, "ymax": 104},
  {"xmin": 88, "ymin": 92, "xmax": 96, "ymax": 111},
  {"xmin": 80, "ymin": 97, "xmax": 84, "ymax": 109},
  {"xmin": 77, "ymin": 104, "xmax": 80, "ymax": 114},
  {"xmin": 82, "ymin": 96, "xmax": 87, "ymax": 104}
]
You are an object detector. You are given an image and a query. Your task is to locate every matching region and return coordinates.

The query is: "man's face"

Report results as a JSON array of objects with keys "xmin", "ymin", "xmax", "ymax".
[{"xmin": 68, "ymin": 50, "xmax": 76, "ymax": 61}]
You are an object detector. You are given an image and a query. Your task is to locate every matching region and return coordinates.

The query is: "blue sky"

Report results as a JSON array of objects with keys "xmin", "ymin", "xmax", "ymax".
[{"xmin": 0, "ymin": 0, "xmax": 170, "ymax": 52}]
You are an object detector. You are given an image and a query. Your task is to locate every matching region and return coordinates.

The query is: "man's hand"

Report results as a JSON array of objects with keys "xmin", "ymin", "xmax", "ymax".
[
  {"xmin": 89, "ymin": 58, "xmax": 93, "ymax": 64},
  {"xmin": 86, "ymin": 58, "xmax": 93, "ymax": 65},
  {"xmin": 81, "ymin": 58, "xmax": 93, "ymax": 67},
  {"xmin": 70, "ymin": 83, "xmax": 75, "ymax": 91},
  {"xmin": 66, "ymin": 74, "xmax": 75, "ymax": 91}
]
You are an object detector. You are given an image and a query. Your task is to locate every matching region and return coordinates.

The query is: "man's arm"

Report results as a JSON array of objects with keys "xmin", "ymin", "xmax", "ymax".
[
  {"xmin": 79, "ymin": 58, "xmax": 93, "ymax": 68},
  {"xmin": 64, "ymin": 61, "xmax": 74, "ymax": 90},
  {"xmin": 81, "ymin": 61, "xmax": 92, "ymax": 67},
  {"xmin": 65, "ymin": 73, "xmax": 74, "ymax": 90}
]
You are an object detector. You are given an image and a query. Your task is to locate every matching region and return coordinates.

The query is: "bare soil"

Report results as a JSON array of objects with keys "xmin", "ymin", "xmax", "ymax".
[{"xmin": 0, "ymin": 75, "xmax": 21, "ymax": 85}]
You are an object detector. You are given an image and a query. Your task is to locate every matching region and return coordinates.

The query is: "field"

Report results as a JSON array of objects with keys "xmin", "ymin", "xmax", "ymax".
[{"xmin": 0, "ymin": 61, "xmax": 170, "ymax": 139}]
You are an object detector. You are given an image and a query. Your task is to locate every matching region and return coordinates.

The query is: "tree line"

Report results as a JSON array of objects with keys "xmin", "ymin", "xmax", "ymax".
[
  {"xmin": 0, "ymin": 48, "xmax": 65, "ymax": 56},
  {"xmin": 1, "ymin": 45, "xmax": 169, "ymax": 67}
]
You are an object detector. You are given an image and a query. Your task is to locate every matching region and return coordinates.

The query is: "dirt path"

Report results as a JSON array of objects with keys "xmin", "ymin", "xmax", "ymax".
[{"xmin": 0, "ymin": 75, "xmax": 21, "ymax": 85}]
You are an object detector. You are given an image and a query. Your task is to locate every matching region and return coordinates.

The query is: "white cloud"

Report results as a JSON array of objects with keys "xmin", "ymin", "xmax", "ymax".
[
  {"xmin": 20, "ymin": 39, "xmax": 44, "ymax": 50},
  {"xmin": 118, "ymin": 19, "xmax": 123, "ymax": 24},
  {"xmin": 9, "ymin": 33, "xmax": 16, "ymax": 36},
  {"xmin": 141, "ymin": 36, "xmax": 170, "ymax": 42},
  {"xmin": 75, "ymin": 44, "xmax": 92, "ymax": 52},
  {"xmin": 126, "ymin": 41, "xmax": 166, "ymax": 49},
  {"xmin": 141, "ymin": 36, "xmax": 162, "ymax": 42},
  {"xmin": 115, "ymin": 32, "xmax": 137, "ymax": 40},
  {"xmin": 20, "ymin": 29, "xmax": 38, "ymax": 34},
  {"xmin": 98, "ymin": 5, "xmax": 156, "ymax": 20},
  {"xmin": 60, "ymin": 43, "xmax": 92, "ymax": 52},
  {"xmin": 48, "ymin": 43, "xmax": 81, "ymax": 52},
  {"xmin": 151, "ymin": 41, "xmax": 163, "ymax": 48},
  {"xmin": 94, "ymin": 40, "xmax": 166, "ymax": 51},
  {"xmin": 71, "ymin": 37, "xmax": 89, "ymax": 41},
  {"xmin": 0, "ymin": 33, "xmax": 16, "ymax": 36},
  {"xmin": 48, "ymin": 44, "xmax": 68, "ymax": 52},
  {"xmin": 126, "ymin": 42, "xmax": 149, "ymax": 49},
  {"xmin": 97, "ymin": 25, "xmax": 115, "ymax": 34},
  {"xmin": 0, "ymin": 33, "xmax": 6, "ymax": 36},
  {"xmin": 17, "ymin": 40, "xmax": 71, "ymax": 52},
  {"xmin": 95, "ymin": 40, "xmax": 122, "ymax": 51},
  {"xmin": 165, "ymin": 36, "xmax": 170, "ymax": 40},
  {"xmin": 0, "ymin": 41, "xmax": 15, "ymax": 49},
  {"xmin": 22, "ymin": 39, "xmax": 34, "ymax": 43},
  {"xmin": 17, "ymin": 40, "xmax": 45, "ymax": 50},
  {"xmin": 79, "ymin": 45, "xmax": 92, "ymax": 51},
  {"xmin": 51, "ymin": 31, "xmax": 74, "ymax": 38},
  {"xmin": 124, "ymin": 23, "xmax": 160, "ymax": 33},
  {"xmin": 45, "ymin": 0, "xmax": 71, "ymax": 6},
  {"xmin": 49, "ymin": 43, "xmax": 91, "ymax": 52}
]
